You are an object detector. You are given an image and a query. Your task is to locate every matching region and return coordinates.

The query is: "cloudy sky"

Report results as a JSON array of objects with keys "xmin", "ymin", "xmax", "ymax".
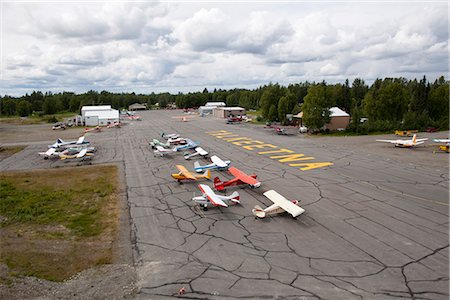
[{"xmin": 1, "ymin": 1, "xmax": 448, "ymax": 96}]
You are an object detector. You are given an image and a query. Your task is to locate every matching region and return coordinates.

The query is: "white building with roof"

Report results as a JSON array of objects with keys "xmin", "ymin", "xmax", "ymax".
[{"xmin": 81, "ymin": 105, "xmax": 119, "ymax": 126}]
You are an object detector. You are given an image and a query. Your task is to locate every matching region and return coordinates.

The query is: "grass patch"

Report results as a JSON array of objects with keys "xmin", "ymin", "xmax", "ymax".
[
  {"xmin": 0, "ymin": 165, "xmax": 121, "ymax": 281},
  {"xmin": 0, "ymin": 113, "xmax": 76, "ymax": 125}
]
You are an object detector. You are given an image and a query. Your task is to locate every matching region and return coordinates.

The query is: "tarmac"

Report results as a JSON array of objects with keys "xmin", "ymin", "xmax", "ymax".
[{"xmin": 1, "ymin": 110, "xmax": 448, "ymax": 299}]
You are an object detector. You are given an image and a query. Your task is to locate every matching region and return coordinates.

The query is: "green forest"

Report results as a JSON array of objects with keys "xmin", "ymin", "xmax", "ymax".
[{"xmin": 1, "ymin": 76, "xmax": 448, "ymax": 133}]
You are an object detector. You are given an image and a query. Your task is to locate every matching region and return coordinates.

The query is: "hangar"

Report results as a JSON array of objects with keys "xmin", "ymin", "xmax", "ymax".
[
  {"xmin": 81, "ymin": 105, "xmax": 119, "ymax": 126},
  {"xmin": 199, "ymin": 102, "xmax": 226, "ymax": 116}
]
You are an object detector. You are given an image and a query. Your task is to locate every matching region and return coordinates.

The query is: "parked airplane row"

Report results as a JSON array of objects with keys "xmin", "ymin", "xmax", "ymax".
[
  {"xmin": 39, "ymin": 135, "xmax": 95, "ymax": 161},
  {"xmin": 151, "ymin": 132, "xmax": 305, "ymax": 219}
]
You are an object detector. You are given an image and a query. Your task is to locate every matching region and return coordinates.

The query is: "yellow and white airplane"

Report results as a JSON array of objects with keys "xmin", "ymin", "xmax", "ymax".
[
  {"xmin": 59, "ymin": 148, "xmax": 94, "ymax": 161},
  {"xmin": 171, "ymin": 165, "xmax": 210, "ymax": 183},
  {"xmin": 433, "ymin": 139, "xmax": 450, "ymax": 153},
  {"xmin": 252, "ymin": 190, "xmax": 305, "ymax": 219},
  {"xmin": 376, "ymin": 134, "xmax": 427, "ymax": 148}
]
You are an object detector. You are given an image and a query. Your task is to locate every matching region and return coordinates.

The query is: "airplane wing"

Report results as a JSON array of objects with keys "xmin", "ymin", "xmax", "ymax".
[
  {"xmin": 228, "ymin": 167, "xmax": 260, "ymax": 187},
  {"xmin": 376, "ymin": 139, "xmax": 401, "ymax": 144},
  {"xmin": 210, "ymin": 155, "xmax": 227, "ymax": 168},
  {"xmin": 195, "ymin": 147, "xmax": 208, "ymax": 156},
  {"xmin": 77, "ymin": 136, "xmax": 85, "ymax": 144},
  {"xmin": 76, "ymin": 148, "xmax": 88, "ymax": 158},
  {"xmin": 176, "ymin": 165, "xmax": 196, "ymax": 180},
  {"xmin": 198, "ymin": 184, "xmax": 228, "ymax": 207},
  {"xmin": 434, "ymin": 139, "xmax": 450, "ymax": 143},
  {"xmin": 263, "ymin": 190, "xmax": 305, "ymax": 217},
  {"xmin": 45, "ymin": 148, "xmax": 56, "ymax": 156}
]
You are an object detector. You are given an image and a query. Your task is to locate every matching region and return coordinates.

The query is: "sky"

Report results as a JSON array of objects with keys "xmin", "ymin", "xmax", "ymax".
[{"xmin": 1, "ymin": 1, "xmax": 449, "ymax": 96}]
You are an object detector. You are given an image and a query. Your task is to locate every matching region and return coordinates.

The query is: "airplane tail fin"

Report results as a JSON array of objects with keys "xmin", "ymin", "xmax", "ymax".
[
  {"xmin": 252, "ymin": 205, "xmax": 266, "ymax": 218},
  {"xmin": 203, "ymin": 170, "xmax": 211, "ymax": 180},
  {"xmin": 194, "ymin": 161, "xmax": 201, "ymax": 169},
  {"xmin": 213, "ymin": 176, "xmax": 222, "ymax": 187},
  {"xmin": 412, "ymin": 134, "xmax": 417, "ymax": 144},
  {"xmin": 57, "ymin": 138, "xmax": 64, "ymax": 144},
  {"xmin": 230, "ymin": 191, "xmax": 240, "ymax": 203}
]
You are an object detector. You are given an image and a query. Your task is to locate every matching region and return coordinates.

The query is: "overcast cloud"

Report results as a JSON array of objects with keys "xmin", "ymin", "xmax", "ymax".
[{"xmin": 1, "ymin": 1, "xmax": 448, "ymax": 96}]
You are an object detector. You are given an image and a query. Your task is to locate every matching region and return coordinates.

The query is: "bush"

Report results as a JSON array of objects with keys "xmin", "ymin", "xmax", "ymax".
[{"xmin": 46, "ymin": 116, "xmax": 59, "ymax": 123}]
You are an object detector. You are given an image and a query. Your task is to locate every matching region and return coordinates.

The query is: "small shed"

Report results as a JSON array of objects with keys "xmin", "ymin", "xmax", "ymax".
[
  {"xmin": 85, "ymin": 109, "xmax": 119, "ymax": 126},
  {"xmin": 198, "ymin": 106, "xmax": 214, "ymax": 116},
  {"xmin": 129, "ymin": 103, "xmax": 147, "ymax": 111},
  {"xmin": 325, "ymin": 107, "xmax": 350, "ymax": 131},
  {"xmin": 213, "ymin": 107, "xmax": 246, "ymax": 118}
]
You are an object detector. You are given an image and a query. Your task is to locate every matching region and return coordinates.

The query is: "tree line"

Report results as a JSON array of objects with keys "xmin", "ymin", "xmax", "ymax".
[{"xmin": 1, "ymin": 76, "xmax": 448, "ymax": 132}]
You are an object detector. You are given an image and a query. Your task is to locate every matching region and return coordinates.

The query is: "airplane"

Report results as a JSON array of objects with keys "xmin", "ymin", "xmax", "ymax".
[
  {"xmin": 84, "ymin": 126, "xmax": 102, "ymax": 133},
  {"xmin": 127, "ymin": 115, "xmax": 141, "ymax": 120},
  {"xmin": 173, "ymin": 139, "xmax": 199, "ymax": 152},
  {"xmin": 213, "ymin": 167, "xmax": 261, "ymax": 191},
  {"xmin": 193, "ymin": 155, "xmax": 231, "ymax": 173},
  {"xmin": 226, "ymin": 116, "xmax": 243, "ymax": 124},
  {"xmin": 274, "ymin": 127, "xmax": 287, "ymax": 135},
  {"xmin": 107, "ymin": 122, "xmax": 121, "ymax": 128},
  {"xmin": 171, "ymin": 165, "xmax": 211, "ymax": 183},
  {"xmin": 59, "ymin": 148, "xmax": 94, "ymax": 161},
  {"xmin": 252, "ymin": 190, "xmax": 305, "ymax": 219},
  {"xmin": 161, "ymin": 132, "xmax": 179, "ymax": 140},
  {"xmin": 167, "ymin": 137, "xmax": 188, "ymax": 145},
  {"xmin": 184, "ymin": 147, "xmax": 209, "ymax": 160},
  {"xmin": 39, "ymin": 146, "xmax": 96, "ymax": 159},
  {"xmin": 48, "ymin": 136, "xmax": 89, "ymax": 149},
  {"xmin": 150, "ymin": 139, "xmax": 170, "ymax": 149},
  {"xmin": 154, "ymin": 145, "xmax": 176, "ymax": 157},
  {"xmin": 433, "ymin": 139, "xmax": 450, "ymax": 153},
  {"xmin": 172, "ymin": 115, "xmax": 194, "ymax": 122},
  {"xmin": 376, "ymin": 134, "xmax": 428, "ymax": 148},
  {"xmin": 193, "ymin": 184, "xmax": 240, "ymax": 211}
]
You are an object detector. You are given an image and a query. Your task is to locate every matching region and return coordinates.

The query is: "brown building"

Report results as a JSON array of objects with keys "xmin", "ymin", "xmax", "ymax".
[
  {"xmin": 213, "ymin": 107, "xmax": 246, "ymax": 118},
  {"xmin": 294, "ymin": 107, "xmax": 350, "ymax": 131},
  {"xmin": 324, "ymin": 107, "xmax": 350, "ymax": 131},
  {"xmin": 128, "ymin": 103, "xmax": 147, "ymax": 111}
]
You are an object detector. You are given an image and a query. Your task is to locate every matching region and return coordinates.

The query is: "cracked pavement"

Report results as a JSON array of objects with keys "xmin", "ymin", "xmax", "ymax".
[{"xmin": 1, "ymin": 110, "xmax": 448, "ymax": 299}]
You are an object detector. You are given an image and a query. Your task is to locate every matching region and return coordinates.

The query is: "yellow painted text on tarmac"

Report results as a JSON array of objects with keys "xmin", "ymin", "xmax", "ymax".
[{"xmin": 206, "ymin": 130, "xmax": 333, "ymax": 171}]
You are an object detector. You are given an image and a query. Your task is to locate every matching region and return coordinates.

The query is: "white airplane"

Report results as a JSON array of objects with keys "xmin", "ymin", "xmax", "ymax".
[
  {"xmin": 48, "ymin": 136, "xmax": 89, "ymax": 149},
  {"xmin": 153, "ymin": 145, "xmax": 176, "ymax": 157},
  {"xmin": 161, "ymin": 132, "xmax": 179, "ymax": 140},
  {"xmin": 39, "ymin": 146, "xmax": 95, "ymax": 159},
  {"xmin": 184, "ymin": 147, "xmax": 209, "ymax": 160},
  {"xmin": 59, "ymin": 148, "xmax": 94, "ymax": 161},
  {"xmin": 376, "ymin": 134, "xmax": 427, "ymax": 148},
  {"xmin": 194, "ymin": 155, "xmax": 231, "ymax": 173},
  {"xmin": 150, "ymin": 139, "xmax": 170, "ymax": 149},
  {"xmin": 193, "ymin": 184, "xmax": 240, "ymax": 211},
  {"xmin": 252, "ymin": 190, "xmax": 305, "ymax": 219}
]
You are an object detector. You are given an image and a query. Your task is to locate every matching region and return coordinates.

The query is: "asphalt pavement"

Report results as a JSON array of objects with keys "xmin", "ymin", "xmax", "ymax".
[{"xmin": 1, "ymin": 110, "xmax": 448, "ymax": 300}]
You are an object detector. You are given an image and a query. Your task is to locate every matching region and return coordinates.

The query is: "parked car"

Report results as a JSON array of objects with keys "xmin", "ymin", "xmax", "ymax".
[
  {"xmin": 426, "ymin": 127, "xmax": 437, "ymax": 133},
  {"xmin": 52, "ymin": 122, "xmax": 66, "ymax": 130},
  {"xmin": 299, "ymin": 126, "xmax": 308, "ymax": 133}
]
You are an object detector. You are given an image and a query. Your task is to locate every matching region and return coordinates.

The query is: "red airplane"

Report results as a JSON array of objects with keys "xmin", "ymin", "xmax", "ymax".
[{"xmin": 213, "ymin": 167, "xmax": 261, "ymax": 191}]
